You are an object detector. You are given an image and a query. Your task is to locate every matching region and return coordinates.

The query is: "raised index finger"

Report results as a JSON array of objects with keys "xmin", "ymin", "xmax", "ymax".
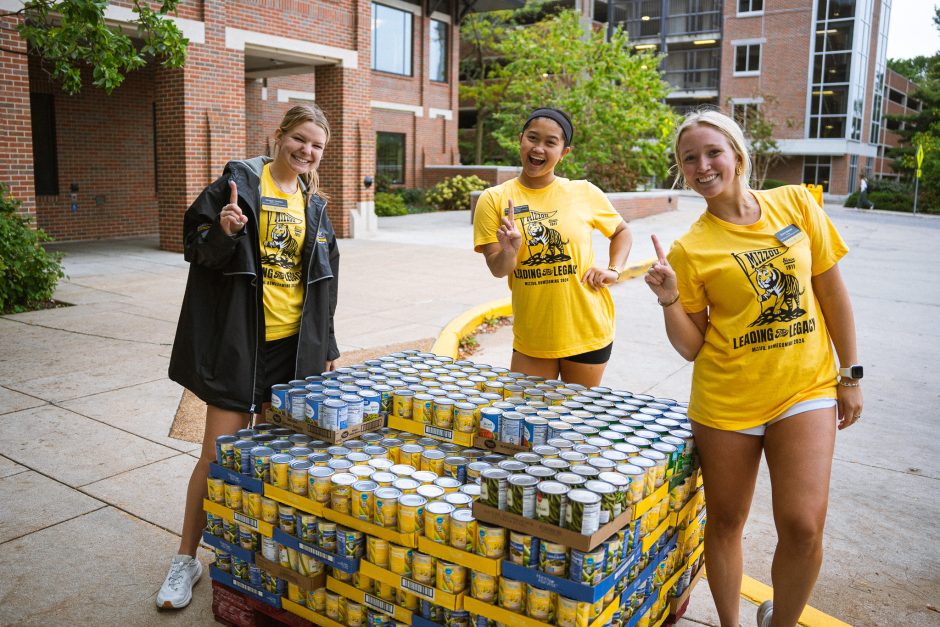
[
  {"xmin": 507, "ymin": 198, "xmax": 514, "ymax": 224},
  {"xmin": 229, "ymin": 180, "xmax": 238, "ymax": 205},
  {"xmin": 651, "ymin": 234, "xmax": 667, "ymax": 264}
]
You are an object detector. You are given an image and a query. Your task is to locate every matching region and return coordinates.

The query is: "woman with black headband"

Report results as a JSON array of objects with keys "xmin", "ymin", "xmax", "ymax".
[{"xmin": 473, "ymin": 107, "xmax": 633, "ymax": 386}]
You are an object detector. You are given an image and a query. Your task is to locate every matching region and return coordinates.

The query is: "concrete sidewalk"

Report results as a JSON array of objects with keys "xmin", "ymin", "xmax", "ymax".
[{"xmin": 0, "ymin": 198, "xmax": 937, "ymax": 626}]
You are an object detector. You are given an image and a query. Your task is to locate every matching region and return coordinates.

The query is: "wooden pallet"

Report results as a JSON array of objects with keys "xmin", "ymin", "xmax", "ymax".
[{"xmin": 212, "ymin": 580, "xmax": 313, "ymax": 627}]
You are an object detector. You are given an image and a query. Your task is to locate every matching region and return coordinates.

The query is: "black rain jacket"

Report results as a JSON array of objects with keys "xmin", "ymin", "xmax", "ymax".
[{"xmin": 168, "ymin": 157, "xmax": 340, "ymax": 413}]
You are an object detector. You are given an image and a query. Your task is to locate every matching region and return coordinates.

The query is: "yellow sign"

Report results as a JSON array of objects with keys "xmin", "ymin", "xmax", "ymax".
[
  {"xmin": 917, "ymin": 168, "xmax": 922, "ymax": 178},
  {"xmin": 916, "ymin": 144, "xmax": 924, "ymax": 168}
]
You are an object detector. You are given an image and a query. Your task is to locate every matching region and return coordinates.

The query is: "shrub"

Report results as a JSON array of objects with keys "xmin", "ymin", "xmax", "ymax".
[
  {"xmin": 844, "ymin": 191, "xmax": 860, "ymax": 207},
  {"xmin": 374, "ymin": 192, "xmax": 407, "ymax": 217},
  {"xmin": 760, "ymin": 179, "xmax": 787, "ymax": 189},
  {"xmin": 425, "ymin": 175, "xmax": 489, "ymax": 212},
  {"xmin": 0, "ymin": 184, "xmax": 65, "ymax": 313},
  {"xmin": 400, "ymin": 188, "xmax": 426, "ymax": 206}
]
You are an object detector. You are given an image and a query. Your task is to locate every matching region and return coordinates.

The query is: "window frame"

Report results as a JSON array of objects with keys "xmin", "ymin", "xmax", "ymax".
[
  {"xmin": 376, "ymin": 131, "xmax": 406, "ymax": 185},
  {"xmin": 736, "ymin": 0, "xmax": 763, "ymax": 16},
  {"xmin": 729, "ymin": 99, "xmax": 762, "ymax": 133},
  {"xmin": 733, "ymin": 42, "xmax": 762, "ymax": 76},
  {"xmin": 371, "ymin": 2, "xmax": 414, "ymax": 77},
  {"xmin": 429, "ymin": 18, "xmax": 449, "ymax": 83}
]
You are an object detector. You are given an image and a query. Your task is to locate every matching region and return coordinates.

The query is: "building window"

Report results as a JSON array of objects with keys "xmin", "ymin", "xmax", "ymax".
[
  {"xmin": 30, "ymin": 93, "xmax": 59, "ymax": 196},
  {"xmin": 730, "ymin": 101, "xmax": 760, "ymax": 132},
  {"xmin": 377, "ymin": 132, "xmax": 405, "ymax": 185},
  {"xmin": 429, "ymin": 19, "xmax": 448, "ymax": 83},
  {"xmin": 803, "ymin": 156, "xmax": 831, "ymax": 192},
  {"xmin": 372, "ymin": 3, "xmax": 412, "ymax": 76},
  {"xmin": 737, "ymin": 0, "xmax": 762, "ymax": 14},
  {"xmin": 734, "ymin": 44, "xmax": 761, "ymax": 74}
]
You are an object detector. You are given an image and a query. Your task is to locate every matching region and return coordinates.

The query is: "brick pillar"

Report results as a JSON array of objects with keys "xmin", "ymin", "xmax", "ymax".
[
  {"xmin": 0, "ymin": 14, "xmax": 36, "ymax": 220},
  {"xmin": 156, "ymin": 0, "xmax": 245, "ymax": 252}
]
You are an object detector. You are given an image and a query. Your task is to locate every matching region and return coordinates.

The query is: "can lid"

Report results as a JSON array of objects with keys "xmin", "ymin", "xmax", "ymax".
[
  {"xmin": 270, "ymin": 453, "xmax": 293, "ymax": 463},
  {"xmin": 627, "ymin": 455, "xmax": 656, "ymax": 468},
  {"xmin": 598, "ymin": 471, "xmax": 629, "ymax": 487},
  {"xmin": 451, "ymin": 508, "xmax": 475, "ymax": 522},
  {"xmin": 444, "ymin": 456, "xmax": 468, "ymax": 465},
  {"xmin": 249, "ymin": 446, "xmax": 274, "ymax": 456},
  {"xmin": 434, "ymin": 476, "xmax": 461, "ymax": 488},
  {"xmin": 480, "ymin": 468, "xmax": 511, "ymax": 480},
  {"xmin": 289, "ymin": 459, "xmax": 313, "ymax": 470},
  {"xmin": 444, "ymin": 492, "xmax": 473, "ymax": 506},
  {"xmin": 538, "ymin": 480, "xmax": 569, "ymax": 495},
  {"xmin": 393, "ymin": 478, "xmax": 420, "ymax": 490},
  {"xmin": 615, "ymin": 463, "xmax": 643, "ymax": 476},
  {"xmin": 507, "ymin": 473, "xmax": 538, "ymax": 486},
  {"xmin": 426, "ymin": 501, "xmax": 455, "ymax": 514},
  {"xmin": 331, "ymin": 472, "xmax": 357, "ymax": 485},
  {"xmin": 375, "ymin": 487, "xmax": 402, "ymax": 499},
  {"xmin": 525, "ymin": 466, "xmax": 555, "ymax": 479},
  {"xmin": 398, "ymin": 494, "xmax": 428, "ymax": 507},
  {"xmin": 567, "ymin": 488, "xmax": 601, "ymax": 504}
]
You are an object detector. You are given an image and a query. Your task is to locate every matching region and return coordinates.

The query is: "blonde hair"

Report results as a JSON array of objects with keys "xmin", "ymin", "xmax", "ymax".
[
  {"xmin": 672, "ymin": 109, "xmax": 751, "ymax": 192},
  {"xmin": 275, "ymin": 104, "xmax": 331, "ymax": 202}
]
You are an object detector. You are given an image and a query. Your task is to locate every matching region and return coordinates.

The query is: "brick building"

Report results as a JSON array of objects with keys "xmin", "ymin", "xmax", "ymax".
[
  {"xmin": 608, "ymin": 0, "xmax": 895, "ymax": 194},
  {"xmin": 1, "ymin": 0, "xmax": 515, "ymax": 248}
]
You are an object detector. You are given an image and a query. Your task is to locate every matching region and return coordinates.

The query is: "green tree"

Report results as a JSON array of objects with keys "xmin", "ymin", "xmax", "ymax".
[
  {"xmin": 461, "ymin": 9, "xmax": 676, "ymax": 191},
  {"xmin": 2, "ymin": 0, "xmax": 188, "ymax": 94},
  {"xmin": 885, "ymin": 7, "xmax": 940, "ymax": 210},
  {"xmin": 732, "ymin": 95, "xmax": 785, "ymax": 190}
]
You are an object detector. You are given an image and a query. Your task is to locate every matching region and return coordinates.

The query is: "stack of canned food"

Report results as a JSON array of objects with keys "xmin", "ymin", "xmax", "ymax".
[{"xmin": 205, "ymin": 349, "xmax": 705, "ymax": 627}]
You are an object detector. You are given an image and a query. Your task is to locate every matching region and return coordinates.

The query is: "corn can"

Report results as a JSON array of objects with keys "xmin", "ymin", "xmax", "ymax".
[
  {"xmin": 498, "ymin": 578, "xmax": 525, "ymax": 612},
  {"xmin": 526, "ymin": 585, "xmax": 555, "ymax": 622},
  {"xmin": 470, "ymin": 571, "xmax": 497, "ymax": 602},
  {"xmin": 413, "ymin": 394, "xmax": 434, "ymax": 424},
  {"xmin": 424, "ymin": 501, "xmax": 454, "ymax": 544},
  {"xmin": 330, "ymin": 472, "xmax": 357, "ymax": 514},
  {"xmin": 223, "ymin": 483, "xmax": 242, "ymax": 511},
  {"xmin": 436, "ymin": 560, "xmax": 468, "ymax": 593},
  {"xmin": 352, "ymin": 480, "xmax": 378, "ymax": 521},
  {"xmin": 207, "ymin": 478, "xmax": 225, "ymax": 503},
  {"xmin": 475, "ymin": 523, "xmax": 507, "ymax": 558},
  {"xmin": 449, "ymin": 508, "xmax": 476, "ymax": 552},
  {"xmin": 389, "ymin": 544, "xmax": 414, "ymax": 577},
  {"xmin": 556, "ymin": 596, "xmax": 590, "ymax": 627},
  {"xmin": 398, "ymin": 494, "xmax": 426, "ymax": 534},
  {"xmin": 308, "ymin": 467, "xmax": 335, "ymax": 504},
  {"xmin": 367, "ymin": 536, "xmax": 389, "ymax": 568},
  {"xmin": 374, "ymin": 487, "xmax": 402, "ymax": 528},
  {"xmin": 347, "ymin": 601, "xmax": 365, "ymax": 627},
  {"xmin": 393, "ymin": 389, "xmax": 415, "ymax": 419},
  {"xmin": 245, "ymin": 492, "xmax": 262, "ymax": 519},
  {"xmin": 412, "ymin": 552, "xmax": 436, "ymax": 585}
]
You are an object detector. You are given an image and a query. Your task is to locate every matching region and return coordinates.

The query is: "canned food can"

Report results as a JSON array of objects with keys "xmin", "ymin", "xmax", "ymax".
[
  {"xmin": 277, "ymin": 504, "xmax": 296, "ymax": 536},
  {"xmin": 570, "ymin": 547, "xmax": 606, "ymax": 585},
  {"xmin": 337, "ymin": 527, "xmax": 365, "ymax": 558},
  {"xmin": 208, "ymin": 478, "xmax": 225, "ymax": 504},
  {"xmin": 232, "ymin": 555, "xmax": 249, "ymax": 580},
  {"xmin": 325, "ymin": 591, "xmax": 343, "ymax": 622},
  {"xmin": 389, "ymin": 544, "xmax": 414, "ymax": 576},
  {"xmin": 523, "ymin": 417, "xmax": 548, "ymax": 448},
  {"xmin": 433, "ymin": 398, "xmax": 455, "ymax": 429},
  {"xmin": 398, "ymin": 494, "xmax": 427, "ymax": 534},
  {"xmin": 436, "ymin": 560, "xmax": 468, "ymax": 593},
  {"xmin": 270, "ymin": 453, "xmax": 291, "ymax": 489},
  {"xmin": 585, "ymin": 479, "xmax": 619, "ymax": 525},
  {"xmin": 449, "ymin": 509, "xmax": 475, "ymax": 552},
  {"xmin": 526, "ymin": 585, "xmax": 555, "ymax": 622},
  {"xmin": 330, "ymin": 473, "xmax": 357, "ymax": 514},
  {"xmin": 320, "ymin": 399, "xmax": 348, "ymax": 430},
  {"xmin": 393, "ymin": 389, "xmax": 415, "ymax": 419},
  {"xmin": 347, "ymin": 601, "xmax": 365, "ymax": 627},
  {"xmin": 307, "ymin": 467, "xmax": 334, "ymax": 504},
  {"xmin": 297, "ymin": 512, "xmax": 318, "ymax": 543},
  {"xmin": 412, "ymin": 552, "xmax": 436, "ymax": 585},
  {"xmin": 352, "ymin": 480, "xmax": 378, "ymax": 521},
  {"xmin": 480, "ymin": 468, "xmax": 510, "ymax": 509},
  {"xmin": 499, "ymin": 412, "xmax": 525, "ymax": 445},
  {"xmin": 539, "ymin": 540, "xmax": 569, "ymax": 577},
  {"xmin": 399, "ymin": 444, "xmax": 424, "ymax": 468},
  {"xmin": 479, "ymin": 407, "xmax": 501, "ymax": 440},
  {"xmin": 470, "ymin": 571, "xmax": 497, "ymax": 602},
  {"xmin": 393, "ymin": 477, "xmax": 420, "ymax": 494},
  {"xmin": 475, "ymin": 523, "xmax": 507, "ymax": 558},
  {"xmin": 214, "ymin": 549, "xmax": 231, "ymax": 572},
  {"xmin": 223, "ymin": 483, "xmax": 243, "ymax": 511},
  {"xmin": 466, "ymin": 461, "xmax": 491, "ymax": 484},
  {"xmin": 498, "ymin": 578, "xmax": 525, "ymax": 612},
  {"xmin": 206, "ymin": 512, "xmax": 223, "ymax": 537},
  {"xmin": 509, "ymin": 531, "xmax": 539, "ymax": 567},
  {"xmin": 367, "ymin": 536, "xmax": 389, "ymax": 568},
  {"xmin": 374, "ymin": 487, "xmax": 402, "ymax": 528},
  {"xmin": 507, "ymin": 474, "xmax": 538, "ymax": 517},
  {"xmin": 318, "ymin": 521, "xmax": 338, "ymax": 552},
  {"xmin": 566, "ymin": 489, "xmax": 601, "ymax": 535},
  {"xmin": 454, "ymin": 403, "xmax": 476, "ymax": 433},
  {"xmin": 413, "ymin": 393, "xmax": 434, "ymax": 424},
  {"xmin": 424, "ymin": 501, "xmax": 454, "ymax": 544},
  {"xmin": 270, "ymin": 384, "xmax": 292, "ymax": 419}
]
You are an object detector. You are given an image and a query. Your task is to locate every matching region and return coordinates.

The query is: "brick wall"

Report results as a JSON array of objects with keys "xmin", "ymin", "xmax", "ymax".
[
  {"xmin": 31, "ymin": 58, "xmax": 159, "ymax": 241},
  {"xmin": 0, "ymin": 14, "xmax": 36, "ymax": 221}
]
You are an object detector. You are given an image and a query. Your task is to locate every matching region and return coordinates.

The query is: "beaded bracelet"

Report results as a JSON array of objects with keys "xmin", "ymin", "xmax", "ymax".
[{"xmin": 658, "ymin": 293, "xmax": 680, "ymax": 307}]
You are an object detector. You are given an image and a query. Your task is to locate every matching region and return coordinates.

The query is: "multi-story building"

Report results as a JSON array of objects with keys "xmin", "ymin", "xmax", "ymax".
[
  {"xmin": 1, "ymin": 0, "xmax": 515, "ymax": 248},
  {"xmin": 606, "ymin": 0, "xmax": 894, "ymax": 194},
  {"xmin": 871, "ymin": 67, "xmax": 921, "ymax": 181}
]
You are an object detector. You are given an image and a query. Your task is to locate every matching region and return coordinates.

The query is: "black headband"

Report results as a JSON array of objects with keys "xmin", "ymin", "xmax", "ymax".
[{"xmin": 523, "ymin": 108, "xmax": 573, "ymax": 147}]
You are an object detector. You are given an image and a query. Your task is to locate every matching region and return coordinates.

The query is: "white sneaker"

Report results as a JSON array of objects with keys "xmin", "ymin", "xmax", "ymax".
[
  {"xmin": 156, "ymin": 554, "xmax": 203, "ymax": 609},
  {"xmin": 757, "ymin": 600, "xmax": 773, "ymax": 627}
]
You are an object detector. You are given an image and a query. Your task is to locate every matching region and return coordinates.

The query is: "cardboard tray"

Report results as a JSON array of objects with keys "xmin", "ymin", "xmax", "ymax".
[
  {"xmin": 471, "ymin": 501, "xmax": 635, "ymax": 552},
  {"xmin": 472, "ymin": 435, "xmax": 530, "ymax": 455},
  {"xmin": 256, "ymin": 553, "xmax": 327, "ymax": 591},
  {"xmin": 202, "ymin": 529, "xmax": 254, "ymax": 564},
  {"xmin": 359, "ymin": 559, "xmax": 464, "ymax": 610},
  {"xmin": 281, "ymin": 597, "xmax": 346, "ymax": 627},
  {"xmin": 210, "ymin": 462, "xmax": 264, "ymax": 494},
  {"xmin": 210, "ymin": 565, "xmax": 282, "ymax": 609},
  {"xmin": 267, "ymin": 408, "xmax": 385, "ymax": 444},
  {"xmin": 387, "ymin": 416, "xmax": 474, "ymax": 447},
  {"xmin": 263, "ymin": 483, "xmax": 325, "ymax": 517},
  {"xmin": 464, "ymin": 588, "xmax": 619, "ymax": 627},
  {"xmin": 327, "ymin": 576, "xmax": 415, "ymax": 623},
  {"xmin": 416, "ymin": 536, "xmax": 501, "ymax": 576},
  {"xmin": 500, "ymin": 540, "xmax": 641, "ymax": 603},
  {"xmin": 204, "ymin": 498, "xmax": 275, "ymax": 538},
  {"xmin": 273, "ymin": 527, "xmax": 360, "ymax": 573}
]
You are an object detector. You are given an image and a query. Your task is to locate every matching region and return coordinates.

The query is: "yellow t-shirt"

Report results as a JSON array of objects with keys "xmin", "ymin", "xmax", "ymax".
[
  {"xmin": 259, "ymin": 164, "xmax": 306, "ymax": 341},
  {"xmin": 668, "ymin": 185, "xmax": 848, "ymax": 430},
  {"xmin": 473, "ymin": 177, "xmax": 624, "ymax": 358}
]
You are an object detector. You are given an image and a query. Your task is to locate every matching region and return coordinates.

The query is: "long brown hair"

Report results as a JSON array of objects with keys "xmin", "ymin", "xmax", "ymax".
[{"xmin": 274, "ymin": 104, "xmax": 331, "ymax": 203}]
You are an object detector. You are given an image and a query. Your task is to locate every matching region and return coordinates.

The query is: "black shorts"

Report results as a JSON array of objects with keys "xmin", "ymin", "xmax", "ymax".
[
  {"xmin": 514, "ymin": 342, "xmax": 613, "ymax": 365},
  {"xmin": 253, "ymin": 334, "xmax": 299, "ymax": 406}
]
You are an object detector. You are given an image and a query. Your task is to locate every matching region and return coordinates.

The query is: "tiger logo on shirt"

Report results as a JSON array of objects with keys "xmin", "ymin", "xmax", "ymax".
[
  {"xmin": 755, "ymin": 266, "xmax": 804, "ymax": 314},
  {"xmin": 520, "ymin": 216, "xmax": 571, "ymax": 266},
  {"xmin": 261, "ymin": 221, "xmax": 301, "ymax": 269}
]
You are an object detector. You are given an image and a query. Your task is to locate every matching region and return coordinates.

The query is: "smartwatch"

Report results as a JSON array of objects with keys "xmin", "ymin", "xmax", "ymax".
[{"xmin": 838, "ymin": 365, "xmax": 863, "ymax": 379}]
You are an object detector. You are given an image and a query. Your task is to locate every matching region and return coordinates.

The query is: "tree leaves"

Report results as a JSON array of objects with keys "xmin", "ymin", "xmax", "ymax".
[{"xmin": 15, "ymin": 0, "xmax": 188, "ymax": 94}]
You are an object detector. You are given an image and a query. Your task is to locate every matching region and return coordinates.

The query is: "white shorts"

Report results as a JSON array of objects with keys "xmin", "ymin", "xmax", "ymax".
[{"xmin": 734, "ymin": 398, "xmax": 837, "ymax": 436}]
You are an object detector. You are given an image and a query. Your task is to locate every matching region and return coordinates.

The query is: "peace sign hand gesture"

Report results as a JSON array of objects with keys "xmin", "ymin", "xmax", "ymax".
[
  {"xmin": 496, "ymin": 198, "xmax": 523, "ymax": 256},
  {"xmin": 644, "ymin": 234, "xmax": 679, "ymax": 304},
  {"xmin": 220, "ymin": 181, "xmax": 248, "ymax": 236}
]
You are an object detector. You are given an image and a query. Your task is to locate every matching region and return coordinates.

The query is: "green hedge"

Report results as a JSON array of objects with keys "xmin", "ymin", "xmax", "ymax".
[
  {"xmin": 0, "ymin": 184, "xmax": 65, "ymax": 313},
  {"xmin": 425, "ymin": 175, "xmax": 489, "ymax": 212},
  {"xmin": 374, "ymin": 192, "xmax": 407, "ymax": 217}
]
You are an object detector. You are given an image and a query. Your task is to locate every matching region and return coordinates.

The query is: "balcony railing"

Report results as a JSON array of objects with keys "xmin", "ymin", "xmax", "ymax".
[
  {"xmin": 664, "ymin": 67, "xmax": 719, "ymax": 91},
  {"xmin": 664, "ymin": 48, "xmax": 720, "ymax": 91}
]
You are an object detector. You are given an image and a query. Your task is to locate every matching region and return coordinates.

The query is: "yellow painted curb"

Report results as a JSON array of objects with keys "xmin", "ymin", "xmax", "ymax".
[
  {"xmin": 701, "ymin": 572, "xmax": 851, "ymax": 626},
  {"xmin": 431, "ymin": 297, "xmax": 512, "ymax": 359}
]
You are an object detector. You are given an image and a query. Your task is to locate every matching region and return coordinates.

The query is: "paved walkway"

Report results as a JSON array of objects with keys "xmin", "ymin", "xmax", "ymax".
[{"xmin": 0, "ymin": 198, "xmax": 937, "ymax": 625}]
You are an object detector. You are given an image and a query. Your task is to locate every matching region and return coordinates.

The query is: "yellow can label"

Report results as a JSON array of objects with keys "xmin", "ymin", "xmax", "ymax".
[
  {"xmin": 498, "ymin": 578, "xmax": 525, "ymax": 612},
  {"xmin": 470, "ymin": 571, "xmax": 497, "ymax": 602},
  {"xmin": 436, "ymin": 561, "xmax": 467, "ymax": 594},
  {"xmin": 413, "ymin": 397, "xmax": 433, "ymax": 424},
  {"xmin": 454, "ymin": 406, "xmax": 475, "ymax": 433},
  {"xmin": 526, "ymin": 585, "xmax": 554, "ymax": 622},
  {"xmin": 393, "ymin": 393, "xmax": 413, "ymax": 419},
  {"xmin": 398, "ymin": 502, "xmax": 423, "ymax": 533},
  {"xmin": 388, "ymin": 545, "xmax": 413, "ymax": 577},
  {"xmin": 245, "ymin": 492, "xmax": 262, "ymax": 519},
  {"xmin": 476, "ymin": 524, "xmax": 507, "ymax": 558},
  {"xmin": 424, "ymin": 511, "xmax": 449, "ymax": 544},
  {"xmin": 352, "ymin": 487, "xmax": 374, "ymax": 521},
  {"xmin": 207, "ymin": 478, "xmax": 225, "ymax": 503},
  {"xmin": 260, "ymin": 497, "xmax": 279, "ymax": 524},
  {"xmin": 411, "ymin": 553, "xmax": 436, "ymax": 585}
]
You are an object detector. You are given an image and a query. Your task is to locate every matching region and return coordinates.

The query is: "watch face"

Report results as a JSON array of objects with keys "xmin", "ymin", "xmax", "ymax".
[{"xmin": 850, "ymin": 365, "xmax": 864, "ymax": 379}]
